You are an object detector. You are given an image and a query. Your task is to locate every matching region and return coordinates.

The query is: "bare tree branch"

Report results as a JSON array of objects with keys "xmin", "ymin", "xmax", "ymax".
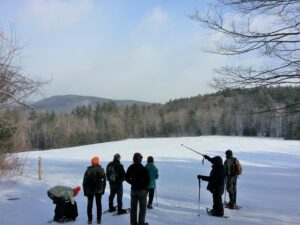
[
  {"xmin": 0, "ymin": 26, "xmax": 44, "ymax": 108},
  {"xmin": 191, "ymin": 0, "xmax": 300, "ymax": 115}
]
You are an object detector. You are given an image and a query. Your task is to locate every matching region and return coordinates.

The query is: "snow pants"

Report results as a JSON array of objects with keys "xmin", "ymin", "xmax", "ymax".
[{"xmin": 212, "ymin": 192, "xmax": 224, "ymax": 217}]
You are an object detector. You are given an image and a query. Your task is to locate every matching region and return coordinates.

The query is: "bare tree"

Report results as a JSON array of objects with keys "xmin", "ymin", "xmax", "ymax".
[
  {"xmin": 191, "ymin": 0, "xmax": 300, "ymax": 114},
  {"xmin": 0, "ymin": 26, "xmax": 43, "ymax": 173},
  {"xmin": 0, "ymin": 26, "xmax": 43, "ymax": 108}
]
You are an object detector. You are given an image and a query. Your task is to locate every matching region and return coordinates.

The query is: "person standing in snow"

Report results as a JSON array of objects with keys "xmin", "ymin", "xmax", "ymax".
[
  {"xmin": 125, "ymin": 152, "xmax": 150, "ymax": 225},
  {"xmin": 145, "ymin": 156, "xmax": 159, "ymax": 209},
  {"xmin": 197, "ymin": 155, "xmax": 225, "ymax": 217},
  {"xmin": 47, "ymin": 185, "xmax": 80, "ymax": 222},
  {"xmin": 106, "ymin": 153, "xmax": 127, "ymax": 214},
  {"xmin": 83, "ymin": 156, "xmax": 106, "ymax": 224},
  {"xmin": 224, "ymin": 149, "xmax": 239, "ymax": 209}
]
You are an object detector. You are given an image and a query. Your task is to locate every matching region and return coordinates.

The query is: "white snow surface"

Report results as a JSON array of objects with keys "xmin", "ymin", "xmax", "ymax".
[{"xmin": 0, "ymin": 136, "xmax": 300, "ymax": 225}]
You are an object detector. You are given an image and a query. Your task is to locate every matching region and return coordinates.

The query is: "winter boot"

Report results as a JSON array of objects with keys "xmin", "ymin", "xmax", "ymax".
[
  {"xmin": 118, "ymin": 208, "xmax": 128, "ymax": 214},
  {"xmin": 109, "ymin": 206, "xmax": 117, "ymax": 212}
]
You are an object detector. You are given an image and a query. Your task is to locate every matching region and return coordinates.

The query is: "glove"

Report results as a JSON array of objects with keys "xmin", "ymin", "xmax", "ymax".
[
  {"xmin": 197, "ymin": 175, "xmax": 203, "ymax": 180},
  {"xmin": 203, "ymin": 155, "xmax": 209, "ymax": 160}
]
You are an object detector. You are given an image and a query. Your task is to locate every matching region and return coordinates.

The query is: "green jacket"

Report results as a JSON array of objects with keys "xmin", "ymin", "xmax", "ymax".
[
  {"xmin": 145, "ymin": 163, "xmax": 159, "ymax": 189},
  {"xmin": 224, "ymin": 157, "xmax": 238, "ymax": 186},
  {"xmin": 224, "ymin": 157, "xmax": 238, "ymax": 177},
  {"xmin": 48, "ymin": 186, "xmax": 75, "ymax": 204}
]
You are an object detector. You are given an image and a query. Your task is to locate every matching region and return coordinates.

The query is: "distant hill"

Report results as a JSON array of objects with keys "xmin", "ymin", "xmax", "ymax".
[{"xmin": 33, "ymin": 95, "xmax": 153, "ymax": 113}]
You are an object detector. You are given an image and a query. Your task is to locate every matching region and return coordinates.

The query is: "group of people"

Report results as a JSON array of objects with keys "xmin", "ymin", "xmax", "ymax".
[
  {"xmin": 47, "ymin": 152, "xmax": 159, "ymax": 225},
  {"xmin": 197, "ymin": 149, "xmax": 240, "ymax": 217},
  {"xmin": 47, "ymin": 149, "xmax": 239, "ymax": 223}
]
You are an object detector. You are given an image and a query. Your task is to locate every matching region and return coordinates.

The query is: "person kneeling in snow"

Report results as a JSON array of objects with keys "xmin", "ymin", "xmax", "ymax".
[
  {"xmin": 197, "ymin": 155, "xmax": 225, "ymax": 217},
  {"xmin": 47, "ymin": 185, "xmax": 80, "ymax": 223}
]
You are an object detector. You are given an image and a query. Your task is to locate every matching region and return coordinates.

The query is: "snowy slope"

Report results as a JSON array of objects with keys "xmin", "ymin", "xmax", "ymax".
[{"xmin": 0, "ymin": 136, "xmax": 299, "ymax": 225}]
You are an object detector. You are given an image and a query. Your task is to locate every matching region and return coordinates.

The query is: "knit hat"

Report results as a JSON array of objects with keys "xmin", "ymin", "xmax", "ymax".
[
  {"xmin": 91, "ymin": 156, "xmax": 100, "ymax": 165},
  {"xmin": 133, "ymin": 152, "xmax": 143, "ymax": 163},
  {"xmin": 225, "ymin": 149, "xmax": 233, "ymax": 158},
  {"xmin": 73, "ymin": 186, "xmax": 81, "ymax": 197},
  {"xmin": 147, "ymin": 156, "xmax": 154, "ymax": 163}
]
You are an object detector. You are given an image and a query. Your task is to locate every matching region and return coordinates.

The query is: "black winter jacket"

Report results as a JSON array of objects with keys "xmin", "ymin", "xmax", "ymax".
[
  {"xmin": 106, "ymin": 159, "xmax": 126, "ymax": 186},
  {"xmin": 83, "ymin": 165, "xmax": 106, "ymax": 196},
  {"xmin": 201, "ymin": 156, "xmax": 225, "ymax": 195},
  {"xmin": 125, "ymin": 163, "xmax": 150, "ymax": 190}
]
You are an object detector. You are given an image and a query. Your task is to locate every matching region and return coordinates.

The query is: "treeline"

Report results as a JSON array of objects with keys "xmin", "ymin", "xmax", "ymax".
[{"xmin": 2, "ymin": 86, "xmax": 300, "ymax": 152}]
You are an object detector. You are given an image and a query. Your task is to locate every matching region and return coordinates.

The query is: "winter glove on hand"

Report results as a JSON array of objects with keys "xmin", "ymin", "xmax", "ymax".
[
  {"xmin": 197, "ymin": 175, "xmax": 202, "ymax": 180},
  {"xmin": 203, "ymin": 155, "xmax": 209, "ymax": 160}
]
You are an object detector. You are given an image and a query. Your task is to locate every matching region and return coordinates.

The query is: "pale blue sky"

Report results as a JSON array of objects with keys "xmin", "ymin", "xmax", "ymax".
[{"xmin": 1, "ymin": 0, "xmax": 226, "ymax": 103}]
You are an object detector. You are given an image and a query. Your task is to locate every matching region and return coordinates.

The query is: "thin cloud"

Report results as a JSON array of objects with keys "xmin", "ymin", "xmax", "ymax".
[
  {"xmin": 148, "ymin": 7, "xmax": 168, "ymax": 25},
  {"xmin": 20, "ymin": 0, "xmax": 94, "ymax": 31},
  {"xmin": 135, "ymin": 6, "xmax": 169, "ymax": 35}
]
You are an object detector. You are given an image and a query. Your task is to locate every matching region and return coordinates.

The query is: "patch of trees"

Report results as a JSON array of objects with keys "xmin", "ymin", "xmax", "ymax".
[{"xmin": 6, "ymin": 86, "xmax": 299, "ymax": 151}]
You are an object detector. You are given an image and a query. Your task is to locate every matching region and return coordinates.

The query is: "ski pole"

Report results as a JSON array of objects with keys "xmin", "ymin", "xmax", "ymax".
[
  {"xmin": 224, "ymin": 177, "xmax": 227, "ymax": 204},
  {"xmin": 181, "ymin": 144, "xmax": 205, "ymax": 164},
  {"xmin": 181, "ymin": 144, "xmax": 204, "ymax": 156},
  {"xmin": 155, "ymin": 188, "xmax": 158, "ymax": 206},
  {"xmin": 198, "ymin": 179, "xmax": 201, "ymax": 216}
]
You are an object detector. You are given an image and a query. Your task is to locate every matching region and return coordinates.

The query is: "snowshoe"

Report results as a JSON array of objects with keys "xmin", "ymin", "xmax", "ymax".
[
  {"xmin": 206, "ymin": 207, "xmax": 229, "ymax": 218},
  {"xmin": 224, "ymin": 201, "xmax": 242, "ymax": 210},
  {"xmin": 112, "ymin": 208, "xmax": 130, "ymax": 216},
  {"xmin": 103, "ymin": 206, "xmax": 117, "ymax": 214}
]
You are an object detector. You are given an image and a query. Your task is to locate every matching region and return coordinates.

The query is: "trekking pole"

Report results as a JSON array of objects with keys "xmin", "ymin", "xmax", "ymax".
[
  {"xmin": 181, "ymin": 144, "xmax": 204, "ymax": 156},
  {"xmin": 198, "ymin": 179, "xmax": 201, "ymax": 216},
  {"xmin": 155, "ymin": 189, "xmax": 158, "ymax": 206},
  {"xmin": 181, "ymin": 144, "xmax": 205, "ymax": 164}
]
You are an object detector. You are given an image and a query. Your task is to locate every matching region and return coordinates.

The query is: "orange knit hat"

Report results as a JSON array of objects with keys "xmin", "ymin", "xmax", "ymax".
[{"xmin": 91, "ymin": 156, "xmax": 100, "ymax": 165}]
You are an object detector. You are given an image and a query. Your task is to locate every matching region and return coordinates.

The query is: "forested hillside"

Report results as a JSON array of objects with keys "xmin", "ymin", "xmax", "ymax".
[{"xmin": 2, "ymin": 86, "xmax": 300, "ymax": 152}]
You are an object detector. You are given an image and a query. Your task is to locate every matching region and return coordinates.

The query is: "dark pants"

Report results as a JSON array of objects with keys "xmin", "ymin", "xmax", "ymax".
[
  {"xmin": 130, "ymin": 189, "xmax": 147, "ymax": 225},
  {"xmin": 109, "ymin": 184, "xmax": 123, "ymax": 209},
  {"xmin": 87, "ymin": 194, "xmax": 102, "ymax": 221},
  {"xmin": 212, "ymin": 192, "xmax": 224, "ymax": 217},
  {"xmin": 47, "ymin": 190, "xmax": 66, "ymax": 221},
  {"xmin": 226, "ymin": 176, "xmax": 237, "ymax": 206},
  {"xmin": 147, "ymin": 188, "xmax": 154, "ymax": 207},
  {"xmin": 54, "ymin": 202, "xmax": 66, "ymax": 221}
]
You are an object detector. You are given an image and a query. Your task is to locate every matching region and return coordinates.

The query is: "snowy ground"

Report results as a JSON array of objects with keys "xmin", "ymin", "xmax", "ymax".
[{"xmin": 0, "ymin": 136, "xmax": 300, "ymax": 225}]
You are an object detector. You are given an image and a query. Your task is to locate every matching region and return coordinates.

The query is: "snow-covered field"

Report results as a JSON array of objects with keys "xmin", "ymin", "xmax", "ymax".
[{"xmin": 0, "ymin": 136, "xmax": 300, "ymax": 225}]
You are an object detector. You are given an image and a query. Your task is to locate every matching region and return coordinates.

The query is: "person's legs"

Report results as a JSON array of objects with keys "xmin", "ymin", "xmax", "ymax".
[
  {"xmin": 116, "ymin": 185, "xmax": 124, "ymax": 210},
  {"xmin": 147, "ymin": 188, "xmax": 154, "ymax": 208},
  {"xmin": 95, "ymin": 194, "xmax": 102, "ymax": 223},
  {"xmin": 87, "ymin": 195, "xmax": 94, "ymax": 222},
  {"xmin": 54, "ymin": 202, "xmax": 66, "ymax": 221},
  {"xmin": 227, "ymin": 177, "xmax": 237, "ymax": 208},
  {"xmin": 109, "ymin": 186, "xmax": 117, "ymax": 210},
  {"xmin": 212, "ymin": 192, "xmax": 224, "ymax": 217},
  {"xmin": 138, "ymin": 190, "xmax": 147, "ymax": 225},
  {"xmin": 130, "ymin": 190, "xmax": 138, "ymax": 225},
  {"xmin": 65, "ymin": 201, "xmax": 78, "ymax": 221},
  {"xmin": 232, "ymin": 183, "xmax": 237, "ymax": 206}
]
